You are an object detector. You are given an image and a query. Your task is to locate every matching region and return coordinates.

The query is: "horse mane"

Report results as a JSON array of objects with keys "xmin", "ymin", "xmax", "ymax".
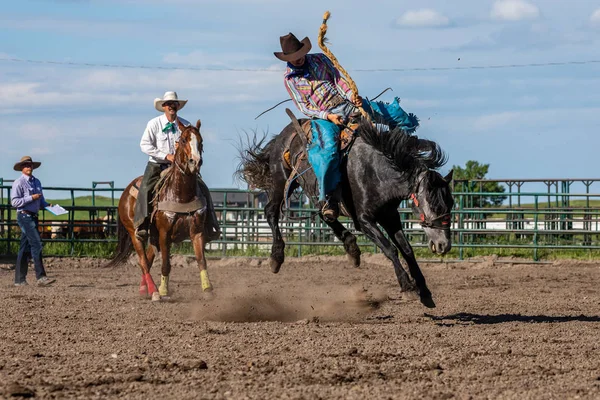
[
  {"xmin": 235, "ymin": 130, "xmax": 276, "ymax": 190},
  {"xmin": 358, "ymin": 122, "xmax": 447, "ymax": 178}
]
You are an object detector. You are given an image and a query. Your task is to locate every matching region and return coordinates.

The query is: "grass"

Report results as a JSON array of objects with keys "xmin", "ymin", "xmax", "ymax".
[{"xmin": 1, "ymin": 235, "xmax": 599, "ymax": 261}]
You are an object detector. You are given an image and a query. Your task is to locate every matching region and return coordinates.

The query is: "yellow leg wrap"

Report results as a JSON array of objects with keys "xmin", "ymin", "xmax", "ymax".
[
  {"xmin": 200, "ymin": 270, "xmax": 213, "ymax": 292},
  {"xmin": 159, "ymin": 275, "xmax": 169, "ymax": 296}
]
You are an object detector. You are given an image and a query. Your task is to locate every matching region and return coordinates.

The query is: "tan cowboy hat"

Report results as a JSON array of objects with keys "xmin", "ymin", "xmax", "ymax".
[
  {"xmin": 154, "ymin": 91, "xmax": 188, "ymax": 112},
  {"xmin": 274, "ymin": 33, "xmax": 312, "ymax": 62},
  {"xmin": 13, "ymin": 156, "xmax": 41, "ymax": 171}
]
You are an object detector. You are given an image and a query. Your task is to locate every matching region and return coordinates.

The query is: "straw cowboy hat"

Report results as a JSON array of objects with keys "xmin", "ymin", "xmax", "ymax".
[
  {"xmin": 274, "ymin": 33, "xmax": 312, "ymax": 62},
  {"xmin": 13, "ymin": 156, "xmax": 41, "ymax": 171},
  {"xmin": 154, "ymin": 91, "xmax": 188, "ymax": 112}
]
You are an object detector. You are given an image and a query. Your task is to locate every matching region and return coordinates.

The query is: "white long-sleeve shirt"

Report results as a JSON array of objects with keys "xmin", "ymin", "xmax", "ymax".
[{"xmin": 140, "ymin": 114, "xmax": 190, "ymax": 164}]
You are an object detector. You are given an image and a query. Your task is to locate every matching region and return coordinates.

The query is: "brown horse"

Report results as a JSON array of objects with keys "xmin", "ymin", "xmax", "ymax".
[{"xmin": 105, "ymin": 119, "xmax": 213, "ymax": 301}]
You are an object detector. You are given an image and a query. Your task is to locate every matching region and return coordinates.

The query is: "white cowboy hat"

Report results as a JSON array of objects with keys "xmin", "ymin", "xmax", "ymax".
[{"xmin": 154, "ymin": 91, "xmax": 188, "ymax": 112}]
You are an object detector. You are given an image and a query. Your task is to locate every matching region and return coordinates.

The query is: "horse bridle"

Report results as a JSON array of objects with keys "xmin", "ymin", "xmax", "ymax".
[
  {"xmin": 174, "ymin": 128, "xmax": 202, "ymax": 175},
  {"xmin": 410, "ymin": 175, "xmax": 452, "ymax": 230}
]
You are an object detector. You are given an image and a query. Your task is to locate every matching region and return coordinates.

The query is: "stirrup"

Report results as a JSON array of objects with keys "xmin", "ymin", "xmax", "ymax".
[
  {"xmin": 321, "ymin": 202, "xmax": 339, "ymax": 221},
  {"xmin": 135, "ymin": 227, "xmax": 148, "ymax": 241}
]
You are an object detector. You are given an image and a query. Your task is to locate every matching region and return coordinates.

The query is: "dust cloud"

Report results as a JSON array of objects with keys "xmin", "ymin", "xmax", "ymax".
[{"xmin": 190, "ymin": 285, "xmax": 387, "ymax": 322}]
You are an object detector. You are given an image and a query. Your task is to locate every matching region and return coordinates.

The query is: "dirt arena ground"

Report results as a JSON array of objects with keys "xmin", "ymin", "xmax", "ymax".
[{"xmin": 1, "ymin": 254, "xmax": 599, "ymax": 399}]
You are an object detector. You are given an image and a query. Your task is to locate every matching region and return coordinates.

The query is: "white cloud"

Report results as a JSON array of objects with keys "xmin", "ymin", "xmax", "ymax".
[
  {"xmin": 395, "ymin": 9, "xmax": 450, "ymax": 28},
  {"xmin": 0, "ymin": 63, "xmax": 283, "ymax": 115},
  {"xmin": 491, "ymin": 0, "xmax": 540, "ymax": 21},
  {"xmin": 591, "ymin": 8, "xmax": 600, "ymax": 25},
  {"xmin": 454, "ymin": 21, "xmax": 591, "ymax": 52}
]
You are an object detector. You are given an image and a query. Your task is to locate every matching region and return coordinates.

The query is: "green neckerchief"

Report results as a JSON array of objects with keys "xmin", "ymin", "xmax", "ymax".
[{"xmin": 163, "ymin": 121, "xmax": 177, "ymax": 133}]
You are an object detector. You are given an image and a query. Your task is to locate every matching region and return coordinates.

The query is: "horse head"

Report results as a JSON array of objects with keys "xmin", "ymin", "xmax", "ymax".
[
  {"xmin": 411, "ymin": 169, "xmax": 454, "ymax": 255},
  {"xmin": 176, "ymin": 119, "xmax": 203, "ymax": 175}
]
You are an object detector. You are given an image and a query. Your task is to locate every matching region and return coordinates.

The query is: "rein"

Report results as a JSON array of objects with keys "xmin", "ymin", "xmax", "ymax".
[
  {"xmin": 173, "ymin": 157, "xmax": 187, "ymax": 174},
  {"xmin": 151, "ymin": 127, "xmax": 200, "ymax": 210}
]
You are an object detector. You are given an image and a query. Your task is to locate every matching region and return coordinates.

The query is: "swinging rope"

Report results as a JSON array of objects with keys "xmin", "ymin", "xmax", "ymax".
[{"xmin": 318, "ymin": 10, "xmax": 371, "ymax": 122}]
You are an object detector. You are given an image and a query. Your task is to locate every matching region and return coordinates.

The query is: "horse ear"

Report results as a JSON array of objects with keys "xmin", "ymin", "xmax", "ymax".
[
  {"xmin": 196, "ymin": 120, "xmax": 201, "ymax": 130},
  {"xmin": 177, "ymin": 118, "xmax": 186, "ymax": 131},
  {"xmin": 444, "ymin": 169, "xmax": 454, "ymax": 183}
]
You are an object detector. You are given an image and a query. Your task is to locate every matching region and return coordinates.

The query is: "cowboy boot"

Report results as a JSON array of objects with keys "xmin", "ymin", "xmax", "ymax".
[
  {"xmin": 322, "ymin": 187, "xmax": 341, "ymax": 221},
  {"xmin": 135, "ymin": 163, "xmax": 161, "ymax": 241},
  {"xmin": 135, "ymin": 218, "xmax": 149, "ymax": 241}
]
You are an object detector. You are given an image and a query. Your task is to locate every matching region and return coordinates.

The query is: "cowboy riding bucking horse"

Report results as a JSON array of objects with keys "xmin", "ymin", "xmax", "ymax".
[{"xmin": 274, "ymin": 32, "xmax": 420, "ymax": 220}]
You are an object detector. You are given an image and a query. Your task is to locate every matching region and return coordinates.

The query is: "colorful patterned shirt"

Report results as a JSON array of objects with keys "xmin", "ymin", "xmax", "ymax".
[{"xmin": 284, "ymin": 53, "xmax": 355, "ymax": 120}]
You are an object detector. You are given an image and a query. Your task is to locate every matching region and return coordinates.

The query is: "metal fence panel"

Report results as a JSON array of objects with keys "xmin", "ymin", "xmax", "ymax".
[{"xmin": 2, "ymin": 179, "xmax": 600, "ymax": 260}]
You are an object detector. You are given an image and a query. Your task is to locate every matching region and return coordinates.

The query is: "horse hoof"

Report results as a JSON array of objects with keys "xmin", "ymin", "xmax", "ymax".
[
  {"xmin": 151, "ymin": 292, "xmax": 161, "ymax": 302},
  {"xmin": 347, "ymin": 253, "xmax": 361, "ymax": 268},
  {"xmin": 202, "ymin": 290, "xmax": 215, "ymax": 301},
  {"xmin": 270, "ymin": 258, "xmax": 282, "ymax": 274},
  {"xmin": 420, "ymin": 296, "xmax": 436, "ymax": 309},
  {"xmin": 401, "ymin": 291, "xmax": 419, "ymax": 301},
  {"xmin": 139, "ymin": 286, "xmax": 148, "ymax": 297}
]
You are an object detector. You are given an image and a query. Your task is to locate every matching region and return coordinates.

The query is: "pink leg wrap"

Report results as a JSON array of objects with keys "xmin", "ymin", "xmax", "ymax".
[
  {"xmin": 144, "ymin": 273, "xmax": 158, "ymax": 294},
  {"xmin": 139, "ymin": 276, "xmax": 148, "ymax": 297}
]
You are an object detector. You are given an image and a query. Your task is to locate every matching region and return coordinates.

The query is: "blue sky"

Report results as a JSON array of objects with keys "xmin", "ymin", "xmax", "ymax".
[{"xmin": 1, "ymin": 0, "xmax": 599, "ymax": 191}]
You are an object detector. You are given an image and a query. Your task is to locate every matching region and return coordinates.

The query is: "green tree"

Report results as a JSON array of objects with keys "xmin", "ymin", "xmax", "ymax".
[{"xmin": 452, "ymin": 160, "xmax": 507, "ymax": 207}]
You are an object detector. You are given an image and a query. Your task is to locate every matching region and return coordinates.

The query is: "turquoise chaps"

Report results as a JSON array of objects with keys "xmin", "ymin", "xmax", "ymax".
[{"xmin": 307, "ymin": 97, "xmax": 419, "ymax": 201}]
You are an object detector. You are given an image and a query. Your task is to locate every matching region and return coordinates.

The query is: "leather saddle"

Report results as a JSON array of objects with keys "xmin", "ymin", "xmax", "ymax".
[{"xmin": 282, "ymin": 119, "xmax": 359, "ymax": 169}]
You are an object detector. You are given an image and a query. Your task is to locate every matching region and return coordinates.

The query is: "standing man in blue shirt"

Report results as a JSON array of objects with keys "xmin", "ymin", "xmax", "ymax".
[{"xmin": 11, "ymin": 156, "xmax": 56, "ymax": 287}]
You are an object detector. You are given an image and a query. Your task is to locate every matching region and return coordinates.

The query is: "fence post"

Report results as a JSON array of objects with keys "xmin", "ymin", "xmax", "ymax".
[
  {"xmin": 458, "ymin": 194, "xmax": 464, "ymax": 260},
  {"xmin": 583, "ymin": 181, "xmax": 593, "ymax": 247},
  {"xmin": 221, "ymin": 191, "xmax": 227, "ymax": 257},
  {"xmin": 533, "ymin": 195, "xmax": 539, "ymax": 261},
  {"xmin": 7, "ymin": 186, "xmax": 12, "ymax": 256},
  {"xmin": 92, "ymin": 181, "xmax": 115, "ymax": 207},
  {"xmin": 70, "ymin": 189, "xmax": 75, "ymax": 256}
]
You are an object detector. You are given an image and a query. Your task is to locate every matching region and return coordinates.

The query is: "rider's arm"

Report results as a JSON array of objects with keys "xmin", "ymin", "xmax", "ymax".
[
  {"xmin": 140, "ymin": 120, "xmax": 169, "ymax": 161},
  {"xmin": 284, "ymin": 79, "xmax": 329, "ymax": 120}
]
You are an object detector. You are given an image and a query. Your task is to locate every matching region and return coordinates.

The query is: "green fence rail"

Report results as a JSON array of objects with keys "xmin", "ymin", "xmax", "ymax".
[{"xmin": 2, "ymin": 178, "xmax": 600, "ymax": 260}]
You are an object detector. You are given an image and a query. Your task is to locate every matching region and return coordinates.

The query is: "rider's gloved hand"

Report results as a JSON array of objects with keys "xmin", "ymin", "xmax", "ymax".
[
  {"xmin": 327, "ymin": 114, "xmax": 344, "ymax": 125},
  {"xmin": 351, "ymin": 94, "xmax": 363, "ymax": 107}
]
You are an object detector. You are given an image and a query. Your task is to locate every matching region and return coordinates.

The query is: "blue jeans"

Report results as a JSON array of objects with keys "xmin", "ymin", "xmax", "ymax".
[
  {"xmin": 15, "ymin": 213, "xmax": 47, "ymax": 283},
  {"xmin": 307, "ymin": 102, "xmax": 389, "ymax": 201}
]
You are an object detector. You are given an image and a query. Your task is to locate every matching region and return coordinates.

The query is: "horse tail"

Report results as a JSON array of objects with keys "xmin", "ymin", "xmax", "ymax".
[
  {"xmin": 235, "ymin": 132, "xmax": 275, "ymax": 191},
  {"xmin": 103, "ymin": 215, "xmax": 133, "ymax": 268}
]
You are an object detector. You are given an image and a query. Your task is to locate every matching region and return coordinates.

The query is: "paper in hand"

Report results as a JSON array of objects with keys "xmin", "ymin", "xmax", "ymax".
[{"xmin": 45, "ymin": 204, "xmax": 68, "ymax": 216}]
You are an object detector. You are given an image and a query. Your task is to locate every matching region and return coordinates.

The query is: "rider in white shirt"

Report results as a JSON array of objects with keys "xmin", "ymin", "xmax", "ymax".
[
  {"xmin": 134, "ymin": 91, "xmax": 221, "ymax": 241},
  {"xmin": 135, "ymin": 92, "xmax": 188, "ymax": 239},
  {"xmin": 140, "ymin": 113, "xmax": 190, "ymax": 164}
]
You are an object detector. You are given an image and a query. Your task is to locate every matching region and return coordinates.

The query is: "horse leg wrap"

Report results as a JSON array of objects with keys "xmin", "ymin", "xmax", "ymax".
[
  {"xmin": 159, "ymin": 275, "xmax": 169, "ymax": 297},
  {"xmin": 144, "ymin": 273, "xmax": 158, "ymax": 295},
  {"xmin": 200, "ymin": 270, "xmax": 213, "ymax": 292},
  {"xmin": 139, "ymin": 276, "xmax": 148, "ymax": 297}
]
